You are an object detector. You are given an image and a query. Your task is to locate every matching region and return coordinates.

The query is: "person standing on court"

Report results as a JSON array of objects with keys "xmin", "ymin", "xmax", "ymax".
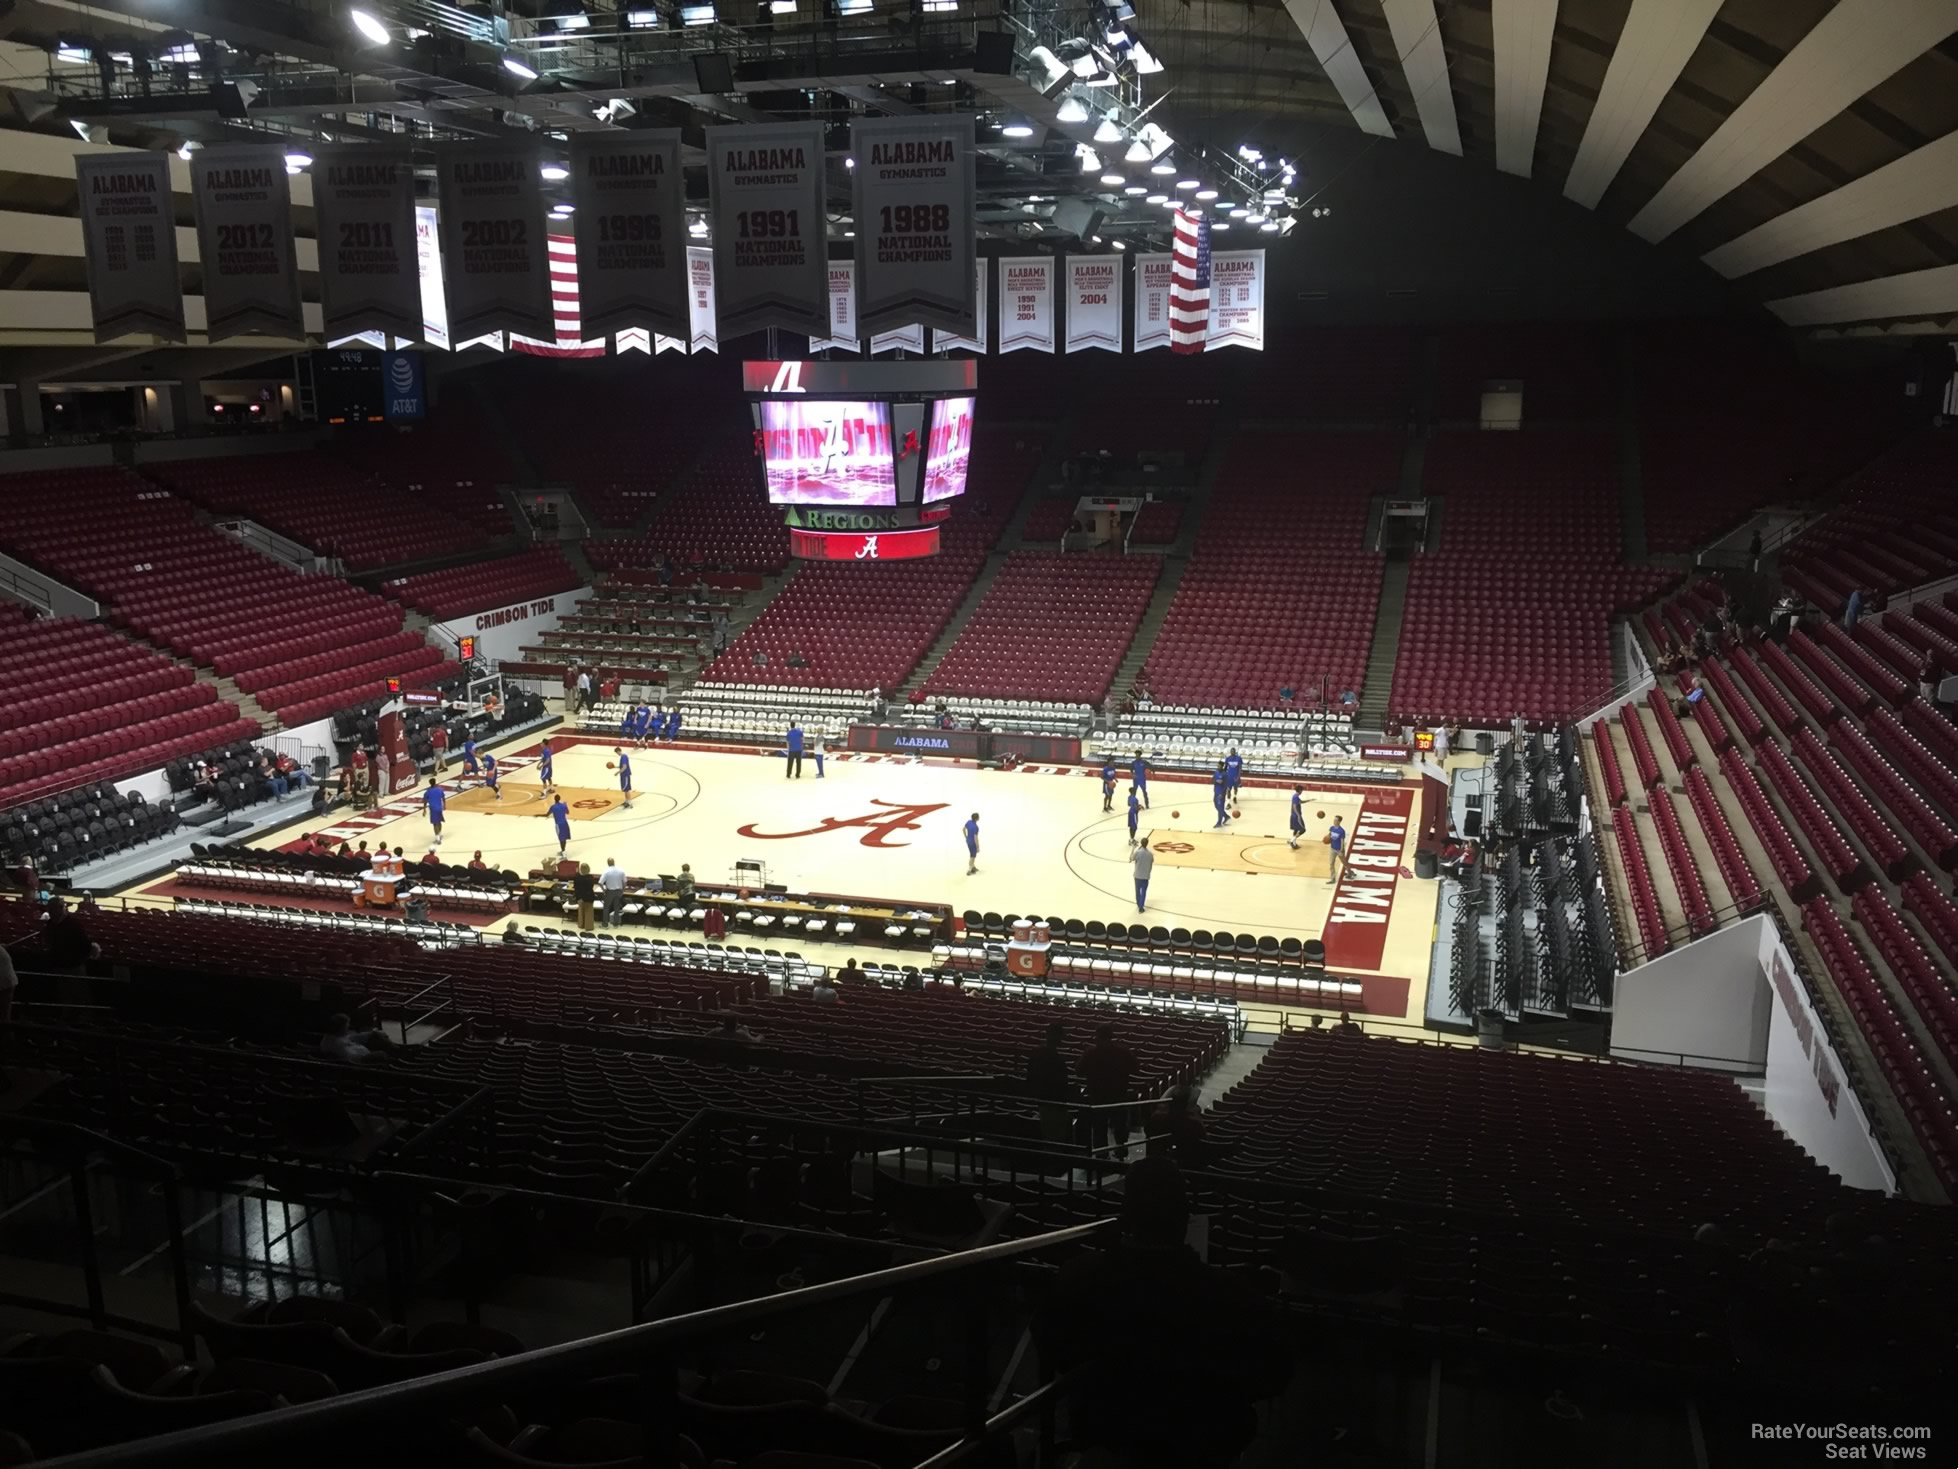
[
  {"xmin": 429, "ymin": 721, "xmax": 448, "ymax": 773},
  {"xmin": 1100, "ymin": 757, "xmax": 1117, "ymax": 813},
  {"xmin": 538, "ymin": 738, "xmax": 554, "ymax": 787},
  {"xmin": 1224, "ymin": 746, "xmax": 1243, "ymax": 799},
  {"xmin": 785, "ymin": 720, "xmax": 804, "ymax": 779},
  {"xmin": 422, "ymin": 777, "xmax": 446, "ymax": 846},
  {"xmin": 1211, "ymin": 762, "xmax": 1230, "ymax": 829},
  {"xmin": 812, "ymin": 731, "xmax": 827, "ymax": 778},
  {"xmin": 612, "ymin": 748, "xmax": 634, "ymax": 810},
  {"xmin": 481, "ymin": 752, "xmax": 502, "ymax": 801},
  {"xmin": 572, "ymin": 862, "xmax": 597, "ymax": 932},
  {"xmin": 964, "ymin": 811, "xmax": 980, "ymax": 875},
  {"xmin": 547, "ymin": 790, "xmax": 571, "ymax": 857},
  {"xmin": 1325, "ymin": 814, "xmax": 1346, "ymax": 886},
  {"xmin": 1130, "ymin": 751, "xmax": 1150, "ymax": 809},
  {"xmin": 1130, "ymin": 840, "xmax": 1154, "ymax": 912},
  {"xmin": 1287, "ymin": 785, "xmax": 1306, "ymax": 850},
  {"xmin": 600, "ymin": 856, "xmax": 627, "ymax": 928},
  {"xmin": 1126, "ymin": 786, "xmax": 1141, "ymax": 846},
  {"xmin": 461, "ymin": 736, "xmax": 479, "ymax": 780},
  {"xmin": 576, "ymin": 668, "xmax": 593, "ymax": 712}
]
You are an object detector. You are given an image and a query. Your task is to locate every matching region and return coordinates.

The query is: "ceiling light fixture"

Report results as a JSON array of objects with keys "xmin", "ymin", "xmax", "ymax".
[
  {"xmin": 501, "ymin": 55, "xmax": 538, "ymax": 80},
  {"xmin": 540, "ymin": 163, "xmax": 569, "ymax": 180},
  {"xmin": 1123, "ymin": 139, "xmax": 1150, "ymax": 163},
  {"xmin": 1149, "ymin": 159, "xmax": 1175, "ymax": 176},
  {"xmin": 1175, "ymin": 178, "xmax": 1198, "ymax": 191},
  {"xmin": 1055, "ymin": 96, "xmax": 1089, "ymax": 125},
  {"xmin": 1112, "ymin": 240, "xmax": 1125, "ymax": 250},
  {"xmin": 1195, "ymin": 188, "xmax": 1218, "ymax": 201},
  {"xmin": 1212, "ymin": 221, "xmax": 1230, "ymax": 232},
  {"xmin": 1093, "ymin": 117, "xmax": 1123, "ymax": 145},
  {"xmin": 1144, "ymin": 192, "xmax": 1168, "ymax": 204},
  {"xmin": 1099, "ymin": 172, "xmax": 1123, "ymax": 186},
  {"xmin": 1001, "ymin": 123, "xmax": 1035, "ymax": 139},
  {"xmin": 285, "ymin": 150, "xmax": 313, "ymax": 168},
  {"xmin": 1123, "ymin": 185, "xmax": 1146, "ymax": 196},
  {"xmin": 1261, "ymin": 220, "xmax": 1279, "ymax": 232},
  {"xmin": 349, "ymin": 8, "xmax": 391, "ymax": 44}
]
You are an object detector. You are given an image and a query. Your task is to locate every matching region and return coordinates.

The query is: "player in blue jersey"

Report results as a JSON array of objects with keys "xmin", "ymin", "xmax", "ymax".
[
  {"xmin": 621, "ymin": 705, "xmax": 638, "ymax": 741},
  {"xmin": 613, "ymin": 747, "xmax": 634, "ymax": 810},
  {"xmin": 964, "ymin": 812, "xmax": 980, "ymax": 875},
  {"xmin": 481, "ymin": 752, "xmax": 501, "ymax": 800},
  {"xmin": 461, "ymin": 737, "xmax": 479, "ymax": 778},
  {"xmin": 1126, "ymin": 786, "xmax": 1141, "ymax": 846},
  {"xmin": 1224, "ymin": 746, "xmax": 1243, "ymax": 798},
  {"xmin": 1129, "ymin": 751, "xmax": 1150, "ymax": 809},
  {"xmin": 664, "ymin": 708, "xmax": 682, "ymax": 743},
  {"xmin": 1288, "ymin": 785, "xmax": 1307, "ymax": 850},
  {"xmin": 538, "ymin": 739, "xmax": 554, "ymax": 787},
  {"xmin": 1211, "ymin": 762, "xmax": 1230, "ymax": 828},
  {"xmin": 547, "ymin": 791, "xmax": 571, "ymax": 856},
  {"xmin": 422, "ymin": 778, "xmax": 446, "ymax": 845},
  {"xmin": 634, "ymin": 702, "xmax": 654, "ymax": 747},
  {"xmin": 1326, "ymin": 815, "xmax": 1346, "ymax": 886},
  {"xmin": 1100, "ymin": 758, "xmax": 1117, "ymax": 813}
]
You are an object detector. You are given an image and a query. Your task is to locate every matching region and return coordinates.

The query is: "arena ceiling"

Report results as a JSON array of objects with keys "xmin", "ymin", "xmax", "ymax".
[{"xmin": 0, "ymin": 0, "xmax": 1952, "ymax": 348}]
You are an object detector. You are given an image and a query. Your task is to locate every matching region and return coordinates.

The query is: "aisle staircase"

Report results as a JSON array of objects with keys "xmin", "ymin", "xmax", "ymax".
[{"xmin": 1354, "ymin": 557, "xmax": 1411, "ymax": 729}]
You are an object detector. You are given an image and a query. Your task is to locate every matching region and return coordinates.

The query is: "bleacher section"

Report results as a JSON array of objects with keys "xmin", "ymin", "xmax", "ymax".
[
  {"xmin": 922, "ymin": 552, "xmax": 1160, "ymax": 705},
  {"xmin": 332, "ymin": 416, "xmax": 515, "ymax": 537},
  {"xmin": 1143, "ymin": 432, "xmax": 1392, "ymax": 710},
  {"xmin": 1392, "ymin": 430, "xmax": 1671, "ymax": 724},
  {"xmin": 144, "ymin": 453, "xmax": 491, "ymax": 570},
  {"xmin": 1783, "ymin": 429, "xmax": 1958, "ymax": 617},
  {"xmin": 0, "ymin": 465, "xmax": 448, "ymax": 733},
  {"xmin": 383, "ymin": 547, "xmax": 583, "ymax": 621},
  {"xmin": 585, "ymin": 444, "xmax": 789, "ymax": 575},
  {"xmin": 1432, "ymin": 325, "xmax": 1614, "ymax": 423},
  {"xmin": 0, "ymin": 617, "xmax": 253, "ymax": 811}
]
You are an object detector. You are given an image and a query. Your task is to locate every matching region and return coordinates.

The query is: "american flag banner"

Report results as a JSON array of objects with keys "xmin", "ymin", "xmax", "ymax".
[
  {"xmin": 1168, "ymin": 209, "xmax": 1210, "ymax": 355},
  {"xmin": 510, "ymin": 233, "xmax": 607, "ymax": 359}
]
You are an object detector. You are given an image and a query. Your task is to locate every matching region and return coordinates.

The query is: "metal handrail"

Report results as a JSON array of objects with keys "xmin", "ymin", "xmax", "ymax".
[{"xmin": 33, "ymin": 1216, "xmax": 1113, "ymax": 1468}]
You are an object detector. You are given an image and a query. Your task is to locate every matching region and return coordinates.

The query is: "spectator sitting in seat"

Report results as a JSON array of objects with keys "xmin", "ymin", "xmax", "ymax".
[
  {"xmin": 674, "ymin": 864, "xmax": 696, "ymax": 904},
  {"xmin": 320, "ymin": 1013, "xmax": 395, "ymax": 1063},
  {"xmin": 786, "ymin": 648, "xmax": 809, "ymax": 669},
  {"xmin": 811, "ymin": 975, "xmax": 839, "ymax": 1004},
  {"xmin": 468, "ymin": 850, "xmax": 488, "ymax": 872},
  {"xmin": 838, "ymin": 957, "xmax": 866, "ymax": 986},
  {"xmin": 717, "ymin": 1014, "xmax": 760, "ymax": 1044},
  {"xmin": 1038, "ymin": 1157, "xmax": 1293, "ymax": 1469}
]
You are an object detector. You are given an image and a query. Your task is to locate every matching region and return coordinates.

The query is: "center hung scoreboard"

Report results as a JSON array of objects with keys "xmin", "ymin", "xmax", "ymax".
[{"xmin": 742, "ymin": 358, "xmax": 977, "ymax": 561}]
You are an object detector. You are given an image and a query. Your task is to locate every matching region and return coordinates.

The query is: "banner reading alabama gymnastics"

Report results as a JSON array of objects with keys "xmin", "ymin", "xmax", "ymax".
[
  {"xmin": 189, "ymin": 145, "xmax": 304, "ymax": 340},
  {"xmin": 998, "ymin": 258, "xmax": 1054, "ymax": 353},
  {"xmin": 1205, "ymin": 249, "xmax": 1266, "ymax": 351},
  {"xmin": 1064, "ymin": 255, "xmax": 1121, "ymax": 353},
  {"xmin": 935, "ymin": 261, "xmax": 987, "ymax": 354},
  {"xmin": 311, "ymin": 146, "xmax": 421, "ymax": 342},
  {"xmin": 433, "ymin": 142, "xmax": 555, "ymax": 342},
  {"xmin": 707, "ymin": 121, "xmax": 827, "ymax": 339},
  {"xmin": 74, "ymin": 151, "xmax": 186, "ymax": 343},
  {"xmin": 812, "ymin": 260, "xmax": 860, "ymax": 353},
  {"xmin": 850, "ymin": 115, "xmax": 977, "ymax": 338},
  {"xmin": 569, "ymin": 130, "xmax": 687, "ymax": 340},
  {"xmin": 686, "ymin": 245, "xmax": 719, "ymax": 353},
  {"xmin": 1132, "ymin": 253, "xmax": 1174, "ymax": 352}
]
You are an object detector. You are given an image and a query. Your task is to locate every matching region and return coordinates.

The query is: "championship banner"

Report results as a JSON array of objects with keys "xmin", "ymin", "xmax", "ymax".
[
  {"xmin": 1206, "ymin": 249, "xmax": 1266, "ymax": 352},
  {"xmin": 813, "ymin": 260, "xmax": 860, "ymax": 353},
  {"xmin": 1132, "ymin": 253, "xmax": 1174, "ymax": 352},
  {"xmin": 869, "ymin": 323, "xmax": 924, "ymax": 355},
  {"xmin": 1064, "ymin": 255, "xmax": 1121, "ymax": 353},
  {"xmin": 189, "ymin": 146, "xmax": 305, "ymax": 340},
  {"xmin": 311, "ymin": 146, "xmax": 420, "ymax": 342},
  {"xmin": 850, "ymin": 115, "xmax": 977, "ymax": 337},
  {"xmin": 75, "ymin": 152, "xmax": 186, "ymax": 343},
  {"xmin": 998, "ymin": 258, "xmax": 1054, "ymax": 354},
  {"xmin": 687, "ymin": 245, "xmax": 719, "ymax": 353},
  {"xmin": 706, "ymin": 121, "xmax": 827, "ymax": 339},
  {"xmin": 433, "ymin": 142, "xmax": 555, "ymax": 342},
  {"xmin": 569, "ymin": 130, "xmax": 686, "ymax": 340},
  {"xmin": 935, "ymin": 261, "xmax": 987, "ymax": 354},
  {"xmin": 414, "ymin": 204, "xmax": 450, "ymax": 350}
]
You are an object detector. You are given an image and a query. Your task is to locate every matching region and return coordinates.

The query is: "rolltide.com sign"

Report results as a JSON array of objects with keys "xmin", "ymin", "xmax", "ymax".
[{"xmin": 789, "ymin": 527, "xmax": 940, "ymax": 562}]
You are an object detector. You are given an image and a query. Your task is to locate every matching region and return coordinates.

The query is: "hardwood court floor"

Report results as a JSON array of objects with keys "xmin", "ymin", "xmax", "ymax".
[{"xmin": 144, "ymin": 725, "xmax": 1440, "ymax": 1026}]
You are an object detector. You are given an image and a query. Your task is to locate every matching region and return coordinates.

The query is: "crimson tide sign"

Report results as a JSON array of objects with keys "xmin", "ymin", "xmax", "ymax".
[
  {"xmin": 789, "ymin": 526, "xmax": 940, "ymax": 561},
  {"xmin": 707, "ymin": 122, "xmax": 827, "ymax": 339},
  {"xmin": 850, "ymin": 116, "xmax": 977, "ymax": 339}
]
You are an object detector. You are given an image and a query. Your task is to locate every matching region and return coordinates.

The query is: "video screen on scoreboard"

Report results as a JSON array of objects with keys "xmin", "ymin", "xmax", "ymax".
[
  {"xmin": 922, "ymin": 396, "xmax": 975, "ymax": 504},
  {"xmin": 758, "ymin": 399, "xmax": 896, "ymax": 506}
]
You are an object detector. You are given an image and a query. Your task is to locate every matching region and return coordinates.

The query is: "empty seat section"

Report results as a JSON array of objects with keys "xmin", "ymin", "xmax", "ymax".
[{"xmin": 385, "ymin": 547, "xmax": 584, "ymax": 621}]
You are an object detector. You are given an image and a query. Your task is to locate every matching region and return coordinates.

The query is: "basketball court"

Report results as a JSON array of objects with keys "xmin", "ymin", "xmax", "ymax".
[{"xmin": 123, "ymin": 722, "xmax": 1442, "ymax": 1027}]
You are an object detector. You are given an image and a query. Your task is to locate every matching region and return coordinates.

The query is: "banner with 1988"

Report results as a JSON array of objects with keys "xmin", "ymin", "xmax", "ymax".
[{"xmin": 850, "ymin": 116, "xmax": 976, "ymax": 339}]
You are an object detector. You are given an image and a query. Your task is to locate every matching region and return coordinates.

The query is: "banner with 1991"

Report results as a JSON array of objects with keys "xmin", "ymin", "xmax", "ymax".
[
  {"xmin": 850, "ymin": 116, "xmax": 976, "ymax": 338},
  {"xmin": 706, "ymin": 121, "xmax": 827, "ymax": 339}
]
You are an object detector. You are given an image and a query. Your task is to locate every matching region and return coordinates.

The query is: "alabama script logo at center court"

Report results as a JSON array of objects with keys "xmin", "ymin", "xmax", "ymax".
[{"xmin": 738, "ymin": 799, "xmax": 948, "ymax": 849}]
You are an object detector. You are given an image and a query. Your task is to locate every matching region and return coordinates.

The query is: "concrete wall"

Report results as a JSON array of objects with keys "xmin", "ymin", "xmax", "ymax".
[
  {"xmin": 0, "ymin": 549, "xmax": 98, "ymax": 619},
  {"xmin": 1610, "ymin": 915, "xmax": 1774, "ymax": 1072}
]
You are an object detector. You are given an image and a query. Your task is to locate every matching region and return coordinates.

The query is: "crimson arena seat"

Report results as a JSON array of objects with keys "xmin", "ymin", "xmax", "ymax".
[
  {"xmin": 586, "ymin": 442, "xmax": 791, "ymax": 576},
  {"xmin": 1783, "ymin": 429, "xmax": 1958, "ymax": 616},
  {"xmin": 1390, "ymin": 430, "xmax": 1672, "ymax": 724},
  {"xmin": 0, "ymin": 617, "xmax": 254, "ymax": 812},
  {"xmin": 0, "ymin": 467, "xmax": 441, "ymax": 730},
  {"xmin": 922, "ymin": 552, "xmax": 1160, "ymax": 705},
  {"xmin": 333, "ymin": 414, "xmax": 515, "ymax": 538},
  {"xmin": 385, "ymin": 548, "xmax": 584, "ymax": 621},
  {"xmin": 144, "ymin": 453, "xmax": 490, "ymax": 571},
  {"xmin": 1128, "ymin": 500, "xmax": 1183, "ymax": 545},
  {"xmin": 1144, "ymin": 431, "xmax": 1394, "ymax": 710},
  {"xmin": 1432, "ymin": 324, "xmax": 1615, "ymax": 423}
]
